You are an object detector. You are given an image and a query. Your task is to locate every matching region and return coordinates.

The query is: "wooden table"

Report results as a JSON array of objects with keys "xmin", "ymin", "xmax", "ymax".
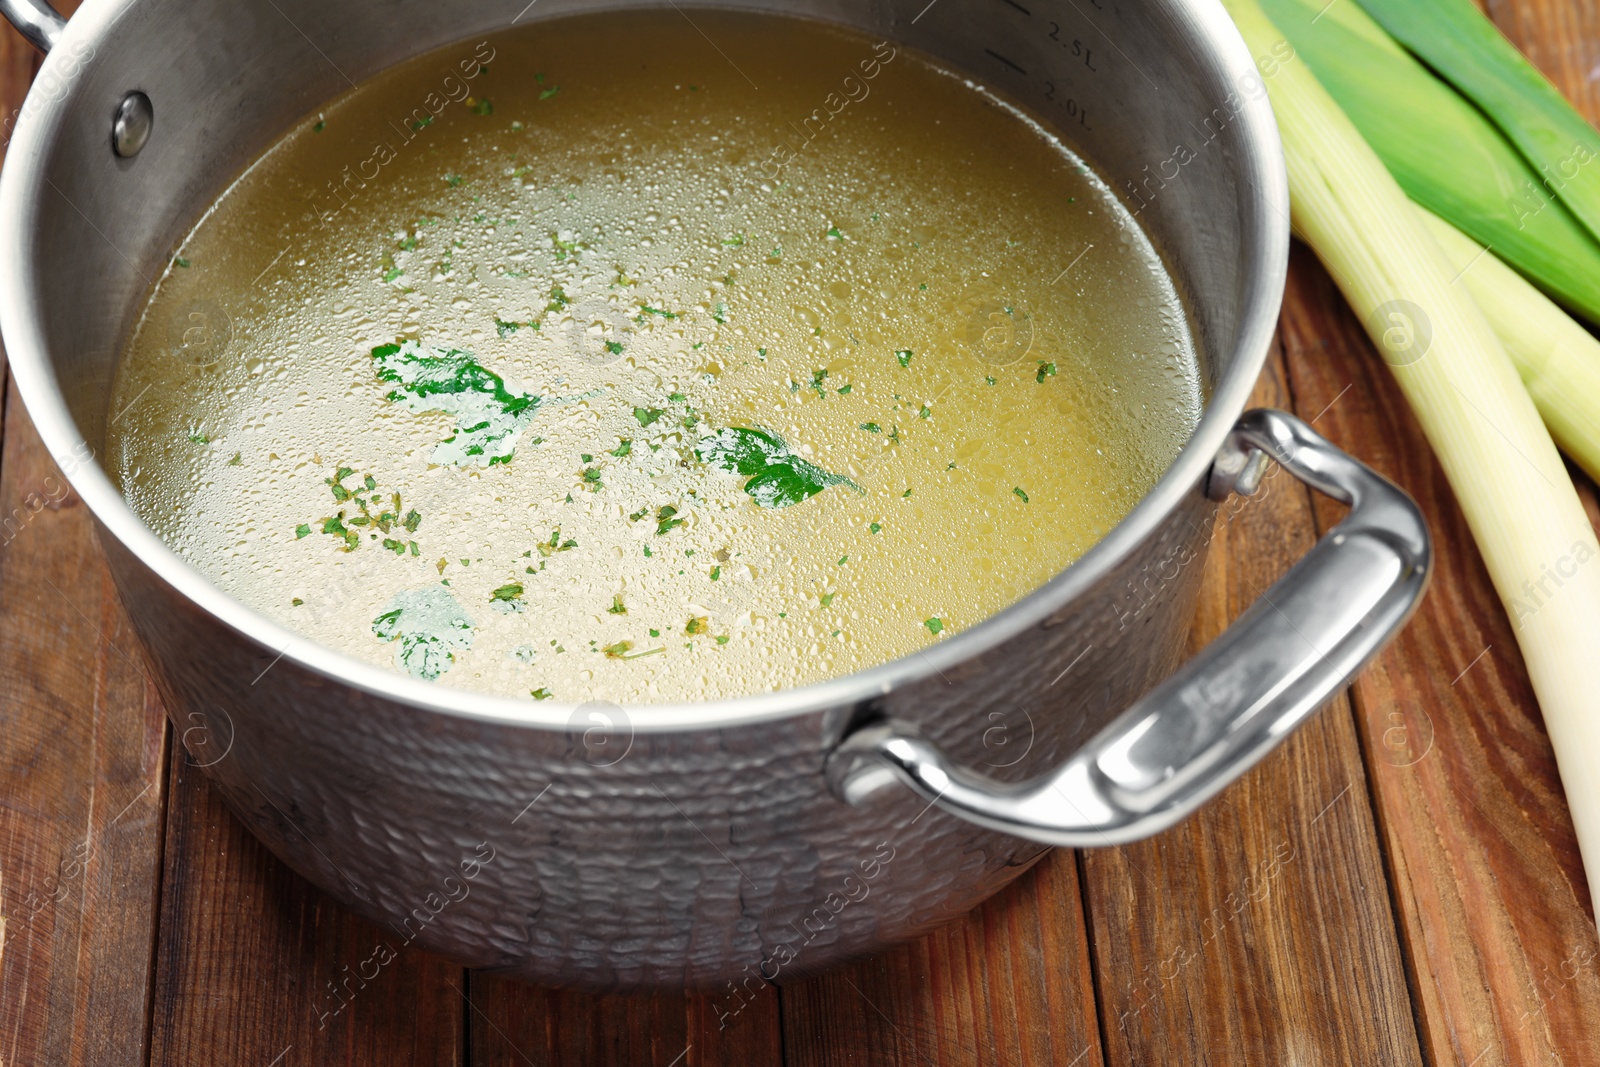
[{"xmin": 5, "ymin": 1, "xmax": 1600, "ymax": 1063}]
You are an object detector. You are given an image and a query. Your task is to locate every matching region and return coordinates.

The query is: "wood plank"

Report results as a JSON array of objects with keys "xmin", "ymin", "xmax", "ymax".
[
  {"xmin": 779, "ymin": 852, "xmax": 1103, "ymax": 1067},
  {"xmin": 1079, "ymin": 340, "xmax": 1426, "ymax": 1066},
  {"xmin": 467, "ymin": 985, "xmax": 707, "ymax": 1067},
  {"xmin": 145, "ymin": 748, "xmax": 466, "ymax": 1067},
  {"xmin": 1278, "ymin": 245, "xmax": 1600, "ymax": 1067},
  {"xmin": 466, "ymin": 980, "xmax": 774, "ymax": 1067},
  {"xmin": 0, "ymin": 382, "xmax": 170, "ymax": 1067}
]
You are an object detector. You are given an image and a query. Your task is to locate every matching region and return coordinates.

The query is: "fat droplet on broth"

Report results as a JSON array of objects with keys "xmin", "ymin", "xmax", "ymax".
[{"xmin": 108, "ymin": 9, "xmax": 1201, "ymax": 705}]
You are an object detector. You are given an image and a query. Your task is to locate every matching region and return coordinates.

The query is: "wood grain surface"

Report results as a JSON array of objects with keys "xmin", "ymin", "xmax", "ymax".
[{"xmin": 3, "ymin": 0, "xmax": 1600, "ymax": 1064}]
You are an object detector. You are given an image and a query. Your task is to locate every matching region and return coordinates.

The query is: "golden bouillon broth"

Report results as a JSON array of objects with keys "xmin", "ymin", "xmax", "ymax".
[{"xmin": 109, "ymin": 11, "xmax": 1202, "ymax": 703}]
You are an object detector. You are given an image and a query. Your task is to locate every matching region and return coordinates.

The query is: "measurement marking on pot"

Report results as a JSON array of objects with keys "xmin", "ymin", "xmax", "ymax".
[
  {"xmin": 447, "ymin": 977, "xmax": 538, "ymax": 1067},
  {"xmin": 1049, "ymin": 644, "xmax": 1093, "ymax": 687},
  {"xmin": 1061, "ymin": 0, "xmax": 1161, "ymax": 91},
  {"xmin": 265, "ymin": 1045, "xmax": 292, "ymax": 1067},
  {"xmin": 1451, "ymin": 644, "xmax": 1493, "ymax": 686},
  {"xmin": 911, "ymin": 0, "xmax": 942, "ymax": 24},
  {"xmin": 511, "ymin": 0, "xmax": 541, "ymax": 24},
  {"xmin": 984, "ymin": 49, "xmax": 1028, "ymax": 75},
  {"xmin": 663, "ymin": 1045, "xmax": 693, "ymax": 1067},
  {"xmin": 651, "ymin": 782, "xmax": 758, "ymax": 888},
  {"xmin": 996, "ymin": 0, "xmax": 1032, "ymax": 14},
  {"xmin": 511, "ymin": 783, "xmax": 553, "ymax": 823}
]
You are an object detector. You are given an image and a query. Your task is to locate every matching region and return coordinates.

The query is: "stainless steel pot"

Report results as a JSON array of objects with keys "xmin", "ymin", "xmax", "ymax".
[{"xmin": 0, "ymin": 0, "xmax": 1429, "ymax": 991}]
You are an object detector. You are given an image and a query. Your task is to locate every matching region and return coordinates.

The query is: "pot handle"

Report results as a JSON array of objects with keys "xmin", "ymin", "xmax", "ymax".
[
  {"xmin": 825, "ymin": 408, "xmax": 1430, "ymax": 846},
  {"xmin": 1, "ymin": 0, "xmax": 64, "ymax": 52}
]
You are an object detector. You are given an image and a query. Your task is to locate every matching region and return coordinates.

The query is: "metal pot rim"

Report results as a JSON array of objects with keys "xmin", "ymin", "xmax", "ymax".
[{"xmin": 0, "ymin": 0, "xmax": 1289, "ymax": 733}]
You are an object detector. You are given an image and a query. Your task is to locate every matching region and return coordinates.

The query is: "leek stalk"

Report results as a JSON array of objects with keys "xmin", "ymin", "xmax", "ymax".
[
  {"xmin": 1221, "ymin": 0, "xmax": 1600, "ymax": 907},
  {"xmin": 1359, "ymin": 0, "xmax": 1600, "ymax": 244},
  {"xmin": 1256, "ymin": 0, "xmax": 1600, "ymax": 323},
  {"xmin": 1418, "ymin": 206, "xmax": 1600, "ymax": 485}
]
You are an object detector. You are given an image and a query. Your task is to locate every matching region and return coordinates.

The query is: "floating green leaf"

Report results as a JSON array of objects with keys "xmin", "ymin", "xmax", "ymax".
[
  {"xmin": 697, "ymin": 428, "xmax": 855, "ymax": 509},
  {"xmin": 372, "ymin": 587, "xmax": 474, "ymax": 680},
  {"xmin": 372, "ymin": 341, "xmax": 541, "ymax": 467}
]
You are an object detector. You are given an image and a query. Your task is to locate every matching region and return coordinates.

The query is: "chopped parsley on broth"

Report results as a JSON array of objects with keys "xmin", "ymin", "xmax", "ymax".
[{"xmin": 108, "ymin": 10, "xmax": 1201, "ymax": 703}]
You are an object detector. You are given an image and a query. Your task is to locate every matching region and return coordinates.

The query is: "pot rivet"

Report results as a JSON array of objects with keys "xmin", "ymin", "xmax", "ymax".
[{"xmin": 112, "ymin": 91, "xmax": 153, "ymax": 158}]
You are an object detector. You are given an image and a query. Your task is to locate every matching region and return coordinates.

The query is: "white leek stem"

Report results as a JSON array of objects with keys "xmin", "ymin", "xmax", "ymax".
[
  {"xmin": 1417, "ymin": 206, "xmax": 1600, "ymax": 484},
  {"xmin": 1223, "ymin": 0, "xmax": 1600, "ymax": 910}
]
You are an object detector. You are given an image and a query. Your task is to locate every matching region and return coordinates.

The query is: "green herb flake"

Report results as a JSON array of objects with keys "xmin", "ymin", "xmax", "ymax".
[
  {"xmin": 1036, "ymin": 362, "xmax": 1057, "ymax": 383},
  {"xmin": 295, "ymin": 523, "xmax": 312, "ymax": 539},
  {"xmin": 444, "ymin": 173, "xmax": 464, "ymax": 187},
  {"xmin": 697, "ymin": 427, "xmax": 854, "ymax": 509},
  {"xmin": 371, "ymin": 341, "xmax": 541, "ymax": 467},
  {"xmin": 870, "ymin": 522, "xmax": 882, "ymax": 534},
  {"xmin": 656, "ymin": 505, "xmax": 685, "ymax": 536},
  {"xmin": 895, "ymin": 350, "xmax": 913, "ymax": 368},
  {"xmin": 540, "ymin": 85, "xmax": 561, "ymax": 100},
  {"xmin": 639, "ymin": 305, "xmax": 678, "ymax": 320},
  {"xmin": 919, "ymin": 405, "xmax": 931, "ymax": 419},
  {"xmin": 530, "ymin": 687, "xmax": 554, "ymax": 700},
  {"xmin": 471, "ymin": 97, "xmax": 494, "ymax": 115},
  {"xmin": 837, "ymin": 383, "xmax": 853, "ymax": 395},
  {"xmin": 490, "ymin": 583, "xmax": 525, "ymax": 604},
  {"xmin": 838, "ymin": 556, "xmax": 848, "ymax": 566},
  {"xmin": 610, "ymin": 439, "xmax": 633, "ymax": 458},
  {"xmin": 495, "ymin": 318, "xmax": 522, "ymax": 338},
  {"xmin": 715, "ymin": 635, "xmax": 730, "ymax": 646},
  {"xmin": 924, "ymin": 617, "xmax": 944, "ymax": 635},
  {"xmin": 174, "ymin": 256, "xmax": 191, "ymax": 269},
  {"xmin": 228, "ymin": 452, "xmax": 243, "ymax": 466},
  {"xmin": 860, "ymin": 423, "xmax": 881, "ymax": 434},
  {"xmin": 608, "ymin": 595, "xmax": 627, "ymax": 615},
  {"xmin": 649, "ymin": 628, "xmax": 661, "ymax": 637},
  {"xmin": 685, "ymin": 616, "xmax": 710, "ymax": 636},
  {"xmin": 292, "ymin": 597, "xmax": 304, "ymax": 606},
  {"xmin": 383, "ymin": 266, "xmax": 405, "ymax": 283},
  {"xmin": 187, "ymin": 428, "xmax": 209, "ymax": 444},
  {"xmin": 312, "ymin": 119, "xmax": 326, "ymax": 133},
  {"xmin": 604, "ymin": 340, "xmax": 624, "ymax": 355},
  {"xmin": 710, "ymin": 566, "xmax": 722, "ymax": 581},
  {"xmin": 634, "ymin": 407, "xmax": 666, "ymax": 427},
  {"xmin": 820, "ymin": 592, "xmax": 836, "ymax": 607},
  {"xmin": 411, "ymin": 115, "xmax": 434, "ymax": 131}
]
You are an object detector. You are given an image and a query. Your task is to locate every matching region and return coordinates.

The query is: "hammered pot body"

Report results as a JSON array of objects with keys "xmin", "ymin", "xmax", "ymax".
[{"xmin": 0, "ymin": 0, "xmax": 1287, "ymax": 988}]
